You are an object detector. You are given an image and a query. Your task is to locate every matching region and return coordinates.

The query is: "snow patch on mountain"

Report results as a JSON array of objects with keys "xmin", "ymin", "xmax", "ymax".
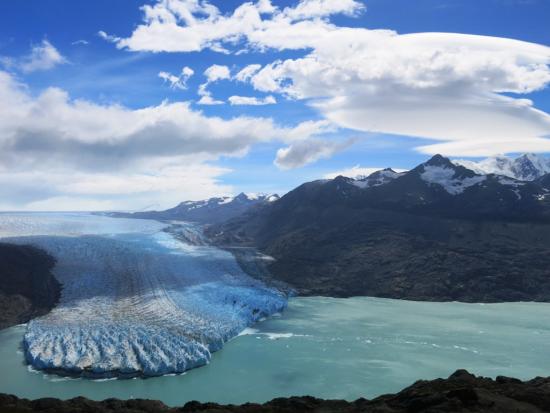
[
  {"xmin": 324, "ymin": 166, "xmax": 407, "ymax": 180},
  {"xmin": 497, "ymin": 176, "xmax": 527, "ymax": 187},
  {"xmin": 218, "ymin": 197, "xmax": 234, "ymax": 204},
  {"xmin": 351, "ymin": 180, "xmax": 370, "ymax": 189},
  {"xmin": 421, "ymin": 165, "xmax": 486, "ymax": 195},
  {"xmin": 454, "ymin": 154, "xmax": 550, "ymax": 181},
  {"xmin": 353, "ymin": 169, "xmax": 405, "ymax": 189}
]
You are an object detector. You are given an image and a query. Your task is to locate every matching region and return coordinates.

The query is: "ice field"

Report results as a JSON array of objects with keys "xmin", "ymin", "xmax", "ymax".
[{"xmin": 0, "ymin": 212, "xmax": 287, "ymax": 377}]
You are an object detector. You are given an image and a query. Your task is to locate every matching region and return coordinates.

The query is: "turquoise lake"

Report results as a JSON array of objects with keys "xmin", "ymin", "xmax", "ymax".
[{"xmin": 1, "ymin": 296, "xmax": 549, "ymax": 406}]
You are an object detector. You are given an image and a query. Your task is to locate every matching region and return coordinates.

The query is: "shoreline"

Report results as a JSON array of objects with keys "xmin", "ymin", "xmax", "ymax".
[
  {"xmin": 2, "ymin": 218, "xmax": 549, "ymax": 391},
  {"xmin": 2, "ymin": 369, "xmax": 550, "ymax": 412}
]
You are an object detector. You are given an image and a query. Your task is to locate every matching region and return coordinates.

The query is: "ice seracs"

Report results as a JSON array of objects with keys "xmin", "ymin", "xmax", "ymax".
[{"xmin": 0, "ymin": 213, "xmax": 286, "ymax": 378}]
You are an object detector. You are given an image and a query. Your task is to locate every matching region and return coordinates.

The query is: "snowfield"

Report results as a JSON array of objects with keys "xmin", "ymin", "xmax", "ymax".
[
  {"xmin": 0, "ymin": 213, "xmax": 287, "ymax": 377},
  {"xmin": 421, "ymin": 165, "xmax": 486, "ymax": 195}
]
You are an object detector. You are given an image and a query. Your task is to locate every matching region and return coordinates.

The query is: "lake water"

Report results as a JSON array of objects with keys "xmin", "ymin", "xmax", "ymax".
[{"xmin": 1, "ymin": 297, "xmax": 550, "ymax": 406}]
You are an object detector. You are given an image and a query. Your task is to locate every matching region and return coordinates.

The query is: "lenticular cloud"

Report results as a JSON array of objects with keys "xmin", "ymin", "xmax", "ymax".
[{"xmin": 105, "ymin": 0, "xmax": 550, "ymax": 156}]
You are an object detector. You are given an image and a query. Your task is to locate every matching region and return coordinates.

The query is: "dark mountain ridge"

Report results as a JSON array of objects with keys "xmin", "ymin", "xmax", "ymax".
[
  {"xmin": 208, "ymin": 155, "xmax": 550, "ymax": 301},
  {"xmin": 273, "ymin": 155, "xmax": 550, "ymax": 222}
]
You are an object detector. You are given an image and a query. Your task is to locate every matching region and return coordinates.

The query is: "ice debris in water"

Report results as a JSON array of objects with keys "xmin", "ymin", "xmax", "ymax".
[{"xmin": 0, "ymin": 213, "xmax": 287, "ymax": 377}]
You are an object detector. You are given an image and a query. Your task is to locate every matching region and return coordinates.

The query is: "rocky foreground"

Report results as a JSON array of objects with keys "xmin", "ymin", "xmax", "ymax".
[
  {"xmin": 0, "ymin": 243, "xmax": 60, "ymax": 329},
  {"xmin": 2, "ymin": 370, "xmax": 550, "ymax": 412}
]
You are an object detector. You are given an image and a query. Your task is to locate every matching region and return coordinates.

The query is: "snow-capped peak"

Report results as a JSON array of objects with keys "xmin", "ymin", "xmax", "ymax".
[
  {"xmin": 217, "ymin": 196, "xmax": 234, "ymax": 205},
  {"xmin": 352, "ymin": 168, "xmax": 405, "ymax": 189},
  {"xmin": 233, "ymin": 192, "xmax": 279, "ymax": 202},
  {"xmin": 454, "ymin": 154, "xmax": 550, "ymax": 181},
  {"xmin": 420, "ymin": 164, "xmax": 486, "ymax": 195}
]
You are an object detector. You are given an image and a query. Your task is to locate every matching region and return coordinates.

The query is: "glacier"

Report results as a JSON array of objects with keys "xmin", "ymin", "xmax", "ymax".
[{"xmin": 0, "ymin": 212, "xmax": 287, "ymax": 377}]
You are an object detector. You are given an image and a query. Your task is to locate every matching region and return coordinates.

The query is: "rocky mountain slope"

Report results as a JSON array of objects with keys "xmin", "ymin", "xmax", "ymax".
[
  {"xmin": 108, "ymin": 193, "xmax": 279, "ymax": 224},
  {"xmin": 3, "ymin": 370, "xmax": 550, "ymax": 412},
  {"xmin": 0, "ymin": 243, "xmax": 60, "ymax": 329},
  {"xmin": 208, "ymin": 154, "xmax": 550, "ymax": 301}
]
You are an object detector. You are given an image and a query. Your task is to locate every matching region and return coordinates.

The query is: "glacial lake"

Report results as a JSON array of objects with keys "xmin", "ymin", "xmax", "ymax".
[
  {"xmin": 0, "ymin": 212, "xmax": 549, "ymax": 406},
  {"xmin": 1, "ymin": 297, "xmax": 550, "ymax": 406}
]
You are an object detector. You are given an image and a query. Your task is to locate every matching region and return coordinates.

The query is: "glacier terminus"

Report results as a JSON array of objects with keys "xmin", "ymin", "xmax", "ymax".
[{"xmin": 0, "ymin": 212, "xmax": 287, "ymax": 377}]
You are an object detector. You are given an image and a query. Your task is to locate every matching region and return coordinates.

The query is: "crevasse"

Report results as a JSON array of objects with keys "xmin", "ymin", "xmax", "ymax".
[{"xmin": 0, "ymin": 213, "xmax": 287, "ymax": 377}]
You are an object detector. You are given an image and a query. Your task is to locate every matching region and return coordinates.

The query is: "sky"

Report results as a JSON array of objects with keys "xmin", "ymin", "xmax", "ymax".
[{"xmin": 0, "ymin": 0, "xmax": 549, "ymax": 211}]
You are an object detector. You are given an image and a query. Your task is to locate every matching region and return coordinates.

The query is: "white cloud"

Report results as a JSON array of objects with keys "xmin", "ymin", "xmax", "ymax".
[
  {"xmin": 248, "ymin": 31, "xmax": 550, "ymax": 156},
  {"xmin": 0, "ymin": 70, "xmax": 335, "ymax": 209},
  {"xmin": 98, "ymin": 30, "xmax": 121, "ymax": 43},
  {"xmin": 159, "ymin": 66, "xmax": 194, "ymax": 89},
  {"xmin": 1, "ymin": 40, "xmax": 67, "ymax": 73},
  {"xmin": 71, "ymin": 40, "xmax": 89, "ymax": 46},
  {"xmin": 235, "ymin": 64, "xmax": 262, "ymax": 82},
  {"xmin": 102, "ymin": 0, "xmax": 550, "ymax": 156},
  {"xmin": 283, "ymin": 0, "xmax": 364, "ymax": 20},
  {"xmin": 323, "ymin": 166, "xmax": 407, "ymax": 179},
  {"xmin": 228, "ymin": 95, "xmax": 276, "ymax": 105},
  {"xmin": 106, "ymin": 0, "xmax": 365, "ymax": 53},
  {"xmin": 0, "ymin": 70, "xmax": 284, "ymax": 168},
  {"xmin": 0, "ymin": 163, "xmax": 234, "ymax": 211},
  {"xmin": 281, "ymin": 119, "xmax": 336, "ymax": 142},
  {"xmin": 197, "ymin": 83, "xmax": 224, "ymax": 105},
  {"xmin": 197, "ymin": 94, "xmax": 225, "ymax": 105},
  {"xmin": 204, "ymin": 64, "xmax": 231, "ymax": 82},
  {"xmin": 275, "ymin": 137, "xmax": 355, "ymax": 169},
  {"xmin": 197, "ymin": 64, "xmax": 231, "ymax": 105}
]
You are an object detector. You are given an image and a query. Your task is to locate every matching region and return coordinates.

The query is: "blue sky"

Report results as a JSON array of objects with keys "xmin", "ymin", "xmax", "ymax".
[{"xmin": 0, "ymin": 0, "xmax": 549, "ymax": 210}]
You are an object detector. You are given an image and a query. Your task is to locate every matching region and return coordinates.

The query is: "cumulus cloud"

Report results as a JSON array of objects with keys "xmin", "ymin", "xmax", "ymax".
[
  {"xmin": 204, "ymin": 64, "xmax": 231, "ymax": 82},
  {"xmin": 235, "ymin": 64, "xmax": 262, "ymax": 82},
  {"xmin": 197, "ymin": 84, "xmax": 224, "ymax": 105},
  {"xmin": 0, "ymin": 70, "xmax": 333, "ymax": 209},
  {"xmin": 0, "ymin": 163, "xmax": 235, "ymax": 211},
  {"xmin": 105, "ymin": 0, "xmax": 364, "ymax": 53},
  {"xmin": 101, "ymin": 0, "xmax": 550, "ymax": 156},
  {"xmin": 197, "ymin": 64, "xmax": 231, "ymax": 105},
  {"xmin": 1, "ymin": 39, "xmax": 67, "ymax": 73},
  {"xmin": 159, "ymin": 66, "xmax": 194, "ymax": 89},
  {"xmin": 228, "ymin": 95, "xmax": 276, "ymax": 105},
  {"xmin": 0, "ymin": 70, "xmax": 284, "ymax": 170}
]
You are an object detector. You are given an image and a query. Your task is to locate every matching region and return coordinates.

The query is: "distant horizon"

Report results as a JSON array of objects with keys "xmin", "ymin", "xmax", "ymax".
[{"xmin": 0, "ymin": 151, "xmax": 548, "ymax": 212}]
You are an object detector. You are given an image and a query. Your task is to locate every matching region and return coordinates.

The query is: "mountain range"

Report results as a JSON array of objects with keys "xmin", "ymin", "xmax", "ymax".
[
  {"xmin": 206, "ymin": 154, "xmax": 550, "ymax": 302},
  {"xmin": 454, "ymin": 153, "xmax": 550, "ymax": 181},
  {"xmin": 110, "ymin": 153, "xmax": 550, "ymax": 226},
  {"xmin": 107, "ymin": 193, "xmax": 279, "ymax": 224},
  {"xmin": 108, "ymin": 153, "xmax": 550, "ymax": 302}
]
